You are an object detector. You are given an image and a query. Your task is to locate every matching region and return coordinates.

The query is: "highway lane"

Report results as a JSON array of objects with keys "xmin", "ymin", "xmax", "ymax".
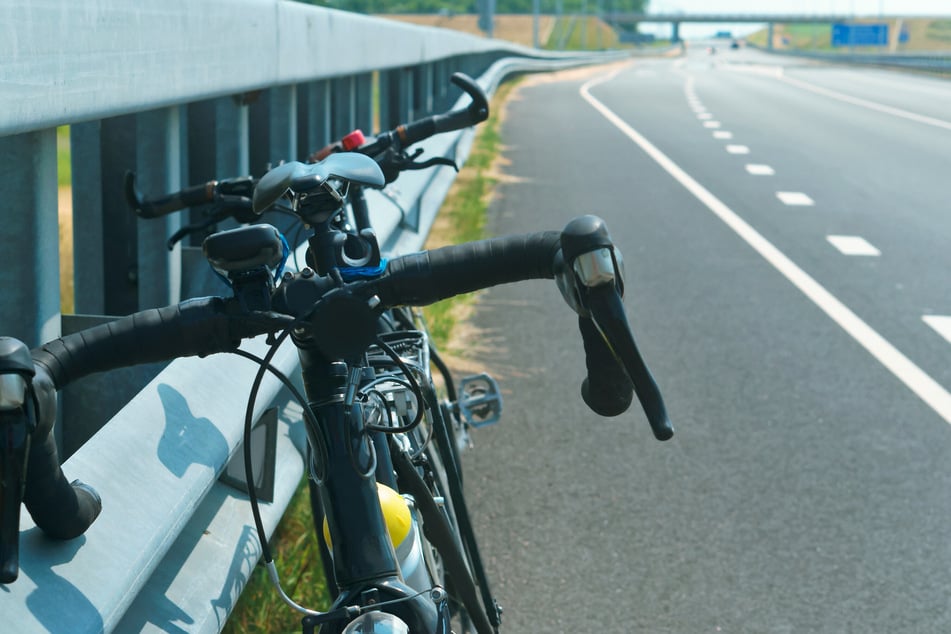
[
  {"xmin": 459, "ymin": 49, "xmax": 951, "ymax": 633},
  {"xmin": 594, "ymin": 46, "xmax": 951, "ymax": 400}
]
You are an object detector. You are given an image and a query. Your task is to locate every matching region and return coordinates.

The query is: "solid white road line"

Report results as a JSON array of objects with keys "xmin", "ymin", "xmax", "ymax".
[
  {"xmin": 726, "ymin": 145, "xmax": 750, "ymax": 154},
  {"xmin": 580, "ymin": 69, "xmax": 951, "ymax": 425},
  {"xmin": 826, "ymin": 235, "xmax": 881, "ymax": 256},
  {"xmin": 713, "ymin": 131, "xmax": 733, "ymax": 139},
  {"xmin": 923, "ymin": 316, "xmax": 951, "ymax": 345},
  {"xmin": 745, "ymin": 164, "xmax": 775, "ymax": 175},
  {"xmin": 779, "ymin": 74, "xmax": 951, "ymax": 132},
  {"xmin": 776, "ymin": 191, "xmax": 815, "ymax": 206}
]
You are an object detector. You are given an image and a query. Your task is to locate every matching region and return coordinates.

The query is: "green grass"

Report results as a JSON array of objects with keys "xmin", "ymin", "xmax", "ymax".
[
  {"xmin": 57, "ymin": 126, "xmax": 74, "ymax": 313},
  {"xmin": 421, "ymin": 78, "xmax": 518, "ymax": 349},
  {"xmin": 544, "ymin": 16, "xmax": 622, "ymax": 51},
  {"xmin": 222, "ymin": 478, "xmax": 330, "ymax": 633},
  {"xmin": 57, "ymin": 126, "xmax": 71, "ymax": 186},
  {"xmin": 926, "ymin": 19, "xmax": 951, "ymax": 43}
]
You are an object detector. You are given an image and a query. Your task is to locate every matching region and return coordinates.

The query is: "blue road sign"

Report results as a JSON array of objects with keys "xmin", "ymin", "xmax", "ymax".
[{"xmin": 832, "ymin": 23, "xmax": 889, "ymax": 47}]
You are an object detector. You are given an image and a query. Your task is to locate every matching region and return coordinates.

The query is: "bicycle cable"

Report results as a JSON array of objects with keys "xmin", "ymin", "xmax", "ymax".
[
  {"xmin": 237, "ymin": 328, "xmax": 330, "ymax": 618},
  {"xmin": 368, "ymin": 337, "xmax": 425, "ymax": 434}
]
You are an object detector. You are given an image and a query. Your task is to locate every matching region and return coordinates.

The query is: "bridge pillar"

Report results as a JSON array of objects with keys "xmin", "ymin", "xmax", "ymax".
[
  {"xmin": 0, "ymin": 128, "xmax": 60, "ymax": 347},
  {"xmin": 671, "ymin": 21, "xmax": 681, "ymax": 43}
]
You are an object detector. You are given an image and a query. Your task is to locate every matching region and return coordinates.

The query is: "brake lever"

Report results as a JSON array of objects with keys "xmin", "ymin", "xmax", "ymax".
[
  {"xmin": 557, "ymin": 216, "xmax": 673, "ymax": 441},
  {"xmin": 585, "ymin": 285, "xmax": 674, "ymax": 441},
  {"xmin": 397, "ymin": 155, "xmax": 458, "ymax": 173},
  {"xmin": 0, "ymin": 337, "xmax": 37, "ymax": 584}
]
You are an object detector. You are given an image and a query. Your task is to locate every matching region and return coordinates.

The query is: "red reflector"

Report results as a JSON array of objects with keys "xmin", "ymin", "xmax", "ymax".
[{"xmin": 342, "ymin": 130, "xmax": 366, "ymax": 151}]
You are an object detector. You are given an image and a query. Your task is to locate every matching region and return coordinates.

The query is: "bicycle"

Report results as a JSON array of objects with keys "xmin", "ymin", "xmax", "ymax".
[
  {"xmin": 123, "ymin": 72, "xmax": 501, "ymax": 629},
  {"xmin": 1, "ymin": 130, "xmax": 672, "ymax": 634},
  {"xmin": 123, "ymin": 71, "xmax": 489, "ymax": 253}
]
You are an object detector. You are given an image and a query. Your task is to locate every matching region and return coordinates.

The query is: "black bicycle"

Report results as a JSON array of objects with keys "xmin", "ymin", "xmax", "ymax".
[
  {"xmin": 1, "ymin": 154, "xmax": 672, "ymax": 634},
  {"xmin": 124, "ymin": 71, "xmax": 489, "ymax": 253}
]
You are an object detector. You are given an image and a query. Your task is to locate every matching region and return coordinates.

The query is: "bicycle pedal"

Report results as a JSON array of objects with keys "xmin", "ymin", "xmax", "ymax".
[{"xmin": 457, "ymin": 373, "xmax": 502, "ymax": 428}]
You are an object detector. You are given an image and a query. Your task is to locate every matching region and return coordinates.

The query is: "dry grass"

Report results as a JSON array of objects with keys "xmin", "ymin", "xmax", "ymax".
[
  {"xmin": 747, "ymin": 18, "xmax": 951, "ymax": 51},
  {"xmin": 59, "ymin": 187, "xmax": 74, "ymax": 314},
  {"xmin": 379, "ymin": 13, "xmax": 557, "ymax": 47}
]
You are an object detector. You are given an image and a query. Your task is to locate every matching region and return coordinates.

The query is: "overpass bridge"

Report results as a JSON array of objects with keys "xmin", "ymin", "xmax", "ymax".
[{"xmin": 605, "ymin": 12, "xmax": 906, "ymax": 46}]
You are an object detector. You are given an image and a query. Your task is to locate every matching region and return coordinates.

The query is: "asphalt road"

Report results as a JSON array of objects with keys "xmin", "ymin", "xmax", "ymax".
[{"xmin": 459, "ymin": 45, "xmax": 951, "ymax": 633}]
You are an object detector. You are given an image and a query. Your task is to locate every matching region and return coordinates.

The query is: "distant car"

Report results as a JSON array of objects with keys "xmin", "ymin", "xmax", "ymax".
[{"xmin": 730, "ymin": 40, "xmax": 740, "ymax": 49}]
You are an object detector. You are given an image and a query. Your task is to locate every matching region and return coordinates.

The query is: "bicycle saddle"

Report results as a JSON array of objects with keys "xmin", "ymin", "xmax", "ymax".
[{"xmin": 252, "ymin": 154, "xmax": 385, "ymax": 214}]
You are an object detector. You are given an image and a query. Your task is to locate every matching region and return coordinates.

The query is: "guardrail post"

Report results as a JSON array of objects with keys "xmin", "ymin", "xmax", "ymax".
[
  {"xmin": 298, "ymin": 80, "xmax": 331, "ymax": 157},
  {"xmin": 331, "ymin": 75, "xmax": 356, "ymax": 140},
  {"xmin": 70, "ymin": 116, "xmax": 138, "ymax": 316},
  {"xmin": 180, "ymin": 95, "xmax": 251, "ymax": 298},
  {"xmin": 355, "ymin": 72, "xmax": 374, "ymax": 135},
  {"xmin": 250, "ymin": 86, "xmax": 298, "ymax": 179},
  {"xmin": 379, "ymin": 68, "xmax": 413, "ymax": 131},
  {"xmin": 135, "ymin": 106, "xmax": 183, "ymax": 309},
  {"xmin": 416, "ymin": 63, "xmax": 435, "ymax": 117},
  {"xmin": 0, "ymin": 129, "xmax": 60, "ymax": 347}
]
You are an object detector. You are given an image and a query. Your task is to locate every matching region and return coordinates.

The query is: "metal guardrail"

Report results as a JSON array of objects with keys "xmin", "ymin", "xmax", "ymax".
[
  {"xmin": 755, "ymin": 46, "xmax": 951, "ymax": 73},
  {"xmin": 0, "ymin": 1, "xmax": 631, "ymax": 631}
]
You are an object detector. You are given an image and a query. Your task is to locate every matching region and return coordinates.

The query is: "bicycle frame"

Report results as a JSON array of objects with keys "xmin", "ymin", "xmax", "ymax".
[{"xmin": 296, "ymin": 340, "xmax": 450, "ymax": 633}]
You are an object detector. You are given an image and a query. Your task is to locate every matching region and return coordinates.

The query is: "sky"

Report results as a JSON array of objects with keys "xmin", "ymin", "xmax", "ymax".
[{"xmin": 641, "ymin": 0, "xmax": 951, "ymax": 38}]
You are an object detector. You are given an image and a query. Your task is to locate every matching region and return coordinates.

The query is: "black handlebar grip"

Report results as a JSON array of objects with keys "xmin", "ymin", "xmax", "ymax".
[
  {"xmin": 379, "ymin": 232, "xmax": 561, "ymax": 307},
  {"xmin": 578, "ymin": 315, "xmax": 635, "ymax": 417},
  {"xmin": 32, "ymin": 297, "xmax": 238, "ymax": 390},
  {"xmin": 396, "ymin": 73, "xmax": 489, "ymax": 148},
  {"xmin": 397, "ymin": 117, "xmax": 439, "ymax": 148},
  {"xmin": 125, "ymin": 171, "xmax": 217, "ymax": 219},
  {"xmin": 22, "ymin": 429, "xmax": 102, "ymax": 541}
]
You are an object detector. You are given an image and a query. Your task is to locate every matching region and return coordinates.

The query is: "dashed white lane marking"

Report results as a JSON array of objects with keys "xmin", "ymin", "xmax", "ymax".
[
  {"xmin": 745, "ymin": 164, "xmax": 775, "ymax": 175},
  {"xmin": 779, "ymin": 74, "xmax": 951, "ymax": 132},
  {"xmin": 776, "ymin": 191, "xmax": 814, "ymax": 206},
  {"xmin": 726, "ymin": 144, "xmax": 750, "ymax": 154},
  {"xmin": 580, "ymin": 69, "xmax": 951, "ymax": 425},
  {"xmin": 923, "ymin": 316, "xmax": 951, "ymax": 345},
  {"xmin": 713, "ymin": 131, "xmax": 733, "ymax": 139},
  {"xmin": 698, "ymin": 112, "xmax": 714, "ymax": 119},
  {"xmin": 703, "ymin": 121, "xmax": 722, "ymax": 128},
  {"xmin": 826, "ymin": 235, "xmax": 881, "ymax": 256}
]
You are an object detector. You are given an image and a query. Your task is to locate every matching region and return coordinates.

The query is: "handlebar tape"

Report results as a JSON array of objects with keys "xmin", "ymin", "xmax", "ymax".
[
  {"xmin": 378, "ymin": 232, "xmax": 562, "ymax": 306},
  {"xmin": 135, "ymin": 181, "xmax": 217, "ymax": 219},
  {"xmin": 32, "ymin": 297, "xmax": 236, "ymax": 390},
  {"xmin": 23, "ymin": 426, "xmax": 102, "ymax": 540},
  {"xmin": 577, "ymin": 315, "xmax": 635, "ymax": 417},
  {"xmin": 398, "ymin": 107, "xmax": 481, "ymax": 148}
]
